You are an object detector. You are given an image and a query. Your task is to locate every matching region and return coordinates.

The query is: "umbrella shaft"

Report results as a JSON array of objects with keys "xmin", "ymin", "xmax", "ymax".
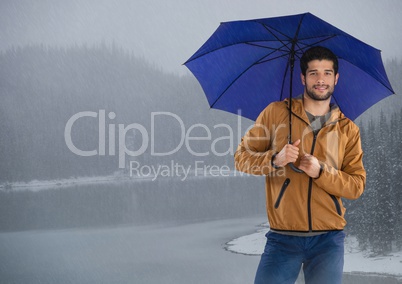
[{"xmin": 288, "ymin": 49, "xmax": 295, "ymax": 144}]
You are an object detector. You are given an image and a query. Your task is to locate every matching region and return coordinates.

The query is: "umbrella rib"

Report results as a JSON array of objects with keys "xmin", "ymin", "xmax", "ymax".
[
  {"xmin": 185, "ymin": 20, "xmax": 298, "ymax": 65},
  {"xmin": 245, "ymin": 41, "xmax": 291, "ymax": 52},
  {"xmin": 256, "ymin": 52, "xmax": 292, "ymax": 65},
  {"xmin": 256, "ymin": 21, "xmax": 292, "ymax": 50},
  {"xmin": 256, "ymin": 35, "xmax": 339, "ymax": 63},
  {"xmin": 184, "ymin": 40, "xmax": 288, "ymax": 65},
  {"xmin": 294, "ymin": 34, "xmax": 338, "ymax": 54},
  {"xmin": 248, "ymin": 35, "xmax": 340, "ymax": 63},
  {"xmin": 244, "ymin": 40, "xmax": 293, "ymax": 64}
]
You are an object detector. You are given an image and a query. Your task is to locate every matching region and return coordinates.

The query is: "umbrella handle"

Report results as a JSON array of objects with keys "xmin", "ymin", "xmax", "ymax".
[{"xmin": 289, "ymin": 163, "xmax": 304, "ymax": 173}]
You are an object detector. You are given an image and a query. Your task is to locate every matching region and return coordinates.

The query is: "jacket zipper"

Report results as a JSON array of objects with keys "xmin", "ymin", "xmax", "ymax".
[
  {"xmin": 274, "ymin": 178, "xmax": 290, "ymax": 208},
  {"xmin": 308, "ymin": 130, "xmax": 319, "ymax": 231},
  {"xmin": 290, "ymin": 105, "xmax": 344, "ymax": 231}
]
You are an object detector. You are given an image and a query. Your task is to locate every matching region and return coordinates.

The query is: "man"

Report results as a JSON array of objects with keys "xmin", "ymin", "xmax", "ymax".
[{"xmin": 234, "ymin": 46, "xmax": 366, "ymax": 284}]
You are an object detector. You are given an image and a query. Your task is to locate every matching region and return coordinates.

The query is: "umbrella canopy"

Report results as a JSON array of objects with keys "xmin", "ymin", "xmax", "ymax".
[{"xmin": 184, "ymin": 12, "xmax": 394, "ymax": 121}]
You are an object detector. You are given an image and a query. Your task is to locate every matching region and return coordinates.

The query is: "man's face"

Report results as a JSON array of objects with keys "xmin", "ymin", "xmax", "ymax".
[{"xmin": 301, "ymin": 59, "xmax": 339, "ymax": 101}]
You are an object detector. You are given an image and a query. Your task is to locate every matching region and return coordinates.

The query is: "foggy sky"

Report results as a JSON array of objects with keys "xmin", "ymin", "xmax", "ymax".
[{"xmin": 0, "ymin": 0, "xmax": 401, "ymax": 75}]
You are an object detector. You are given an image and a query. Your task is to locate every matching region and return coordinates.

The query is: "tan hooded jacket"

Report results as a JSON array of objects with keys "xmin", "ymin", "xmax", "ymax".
[{"xmin": 235, "ymin": 97, "xmax": 366, "ymax": 232}]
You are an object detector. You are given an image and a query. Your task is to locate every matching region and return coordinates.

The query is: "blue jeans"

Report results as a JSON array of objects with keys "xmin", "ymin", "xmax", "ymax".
[{"xmin": 254, "ymin": 231, "xmax": 345, "ymax": 284}]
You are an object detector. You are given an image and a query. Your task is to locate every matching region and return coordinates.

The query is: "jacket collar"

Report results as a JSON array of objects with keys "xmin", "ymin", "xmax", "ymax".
[{"xmin": 285, "ymin": 95, "xmax": 345, "ymax": 126}]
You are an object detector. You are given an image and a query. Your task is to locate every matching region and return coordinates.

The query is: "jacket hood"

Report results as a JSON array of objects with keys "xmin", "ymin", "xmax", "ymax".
[{"xmin": 284, "ymin": 95, "xmax": 346, "ymax": 126}]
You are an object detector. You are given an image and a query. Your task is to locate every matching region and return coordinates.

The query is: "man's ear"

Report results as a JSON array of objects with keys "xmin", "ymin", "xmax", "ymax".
[
  {"xmin": 335, "ymin": 73, "xmax": 339, "ymax": 85},
  {"xmin": 301, "ymin": 73, "xmax": 306, "ymax": 85}
]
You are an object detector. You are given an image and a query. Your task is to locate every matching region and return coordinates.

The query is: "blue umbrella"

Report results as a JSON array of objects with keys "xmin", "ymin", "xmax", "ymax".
[{"xmin": 184, "ymin": 12, "xmax": 394, "ymax": 122}]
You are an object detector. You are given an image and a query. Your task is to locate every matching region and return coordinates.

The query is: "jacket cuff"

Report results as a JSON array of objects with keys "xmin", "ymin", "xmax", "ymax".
[
  {"xmin": 314, "ymin": 163, "xmax": 324, "ymax": 179},
  {"xmin": 271, "ymin": 152, "xmax": 280, "ymax": 169}
]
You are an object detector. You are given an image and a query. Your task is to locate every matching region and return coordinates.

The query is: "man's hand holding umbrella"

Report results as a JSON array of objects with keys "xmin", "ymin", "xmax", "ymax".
[
  {"xmin": 272, "ymin": 139, "xmax": 300, "ymax": 167},
  {"xmin": 273, "ymin": 139, "xmax": 321, "ymax": 179}
]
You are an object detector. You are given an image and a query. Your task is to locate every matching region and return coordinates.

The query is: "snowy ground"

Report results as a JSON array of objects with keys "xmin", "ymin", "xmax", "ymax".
[
  {"xmin": 226, "ymin": 222, "xmax": 402, "ymax": 279},
  {"xmin": 0, "ymin": 170, "xmax": 250, "ymax": 192},
  {"xmin": 0, "ymin": 172, "xmax": 154, "ymax": 192}
]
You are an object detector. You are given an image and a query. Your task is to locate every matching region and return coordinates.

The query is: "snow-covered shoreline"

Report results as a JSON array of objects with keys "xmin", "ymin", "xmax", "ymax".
[
  {"xmin": 0, "ymin": 172, "xmax": 147, "ymax": 192},
  {"xmin": 0, "ymin": 170, "xmax": 256, "ymax": 192},
  {"xmin": 225, "ymin": 222, "xmax": 402, "ymax": 279}
]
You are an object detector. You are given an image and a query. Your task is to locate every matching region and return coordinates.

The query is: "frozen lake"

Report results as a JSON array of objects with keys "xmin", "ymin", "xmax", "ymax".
[
  {"xmin": 0, "ymin": 177, "xmax": 266, "ymax": 283},
  {"xmin": 1, "ymin": 178, "xmax": 401, "ymax": 283},
  {"xmin": 0, "ymin": 217, "xmax": 264, "ymax": 284},
  {"xmin": 1, "ymin": 217, "xmax": 401, "ymax": 284}
]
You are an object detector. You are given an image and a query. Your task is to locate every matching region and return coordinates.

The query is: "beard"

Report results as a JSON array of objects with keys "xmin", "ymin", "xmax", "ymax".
[{"xmin": 305, "ymin": 84, "xmax": 334, "ymax": 101}]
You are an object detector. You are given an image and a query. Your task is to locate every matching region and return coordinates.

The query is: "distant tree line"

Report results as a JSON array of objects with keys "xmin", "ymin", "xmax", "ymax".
[
  {"xmin": 346, "ymin": 57, "xmax": 402, "ymax": 255},
  {"xmin": 0, "ymin": 44, "xmax": 238, "ymax": 183},
  {"xmin": 346, "ymin": 109, "xmax": 402, "ymax": 255}
]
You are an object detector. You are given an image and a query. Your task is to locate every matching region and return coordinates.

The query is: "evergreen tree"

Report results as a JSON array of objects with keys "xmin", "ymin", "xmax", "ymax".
[{"xmin": 391, "ymin": 109, "xmax": 402, "ymax": 249}]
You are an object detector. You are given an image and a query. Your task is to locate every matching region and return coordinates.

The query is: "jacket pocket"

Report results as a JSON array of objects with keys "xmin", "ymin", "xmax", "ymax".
[
  {"xmin": 274, "ymin": 178, "xmax": 290, "ymax": 209},
  {"xmin": 329, "ymin": 194, "xmax": 342, "ymax": 215}
]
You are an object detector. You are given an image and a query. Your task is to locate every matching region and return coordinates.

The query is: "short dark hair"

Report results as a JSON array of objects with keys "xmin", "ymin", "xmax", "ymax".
[{"xmin": 300, "ymin": 46, "xmax": 338, "ymax": 76}]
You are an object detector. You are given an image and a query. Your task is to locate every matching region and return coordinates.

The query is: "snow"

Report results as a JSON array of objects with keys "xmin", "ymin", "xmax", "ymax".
[
  {"xmin": 0, "ymin": 172, "xmax": 157, "ymax": 192},
  {"xmin": 225, "ymin": 222, "xmax": 402, "ymax": 278},
  {"xmin": 0, "ymin": 170, "xmax": 251, "ymax": 192}
]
